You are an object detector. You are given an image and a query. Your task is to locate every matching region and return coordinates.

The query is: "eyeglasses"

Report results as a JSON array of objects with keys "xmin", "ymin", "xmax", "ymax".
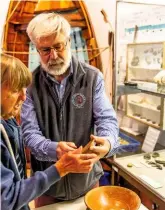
[{"xmin": 38, "ymin": 41, "xmax": 68, "ymax": 56}]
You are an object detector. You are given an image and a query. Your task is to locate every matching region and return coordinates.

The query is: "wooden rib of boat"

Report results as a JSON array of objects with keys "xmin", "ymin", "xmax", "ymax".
[{"xmin": 2, "ymin": 0, "xmax": 102, "ymax": 70}]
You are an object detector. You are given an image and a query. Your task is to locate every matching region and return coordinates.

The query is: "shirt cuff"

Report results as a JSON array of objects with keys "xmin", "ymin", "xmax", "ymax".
[
  {"xmin": 102, "ymin": 135, "xmax": 116, "ymax": 158},
  {"xmin": 47, "ymin": 142, "xmax": 58, "ymax": 161}
]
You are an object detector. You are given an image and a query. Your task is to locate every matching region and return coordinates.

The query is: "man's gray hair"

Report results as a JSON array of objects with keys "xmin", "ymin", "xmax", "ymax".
[{"xmin": 27, "ymin": 13, "xmax": 71, "ymax": 43}]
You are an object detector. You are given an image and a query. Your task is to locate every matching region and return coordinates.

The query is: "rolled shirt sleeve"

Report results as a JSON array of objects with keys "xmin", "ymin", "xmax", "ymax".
[
  {"xmin": 93, "ymin": 71, "xmax": 119, "ymax": 157},
  {"xmin": 21, "ymin": 92, "xmax": 58, "ymax": 162}
]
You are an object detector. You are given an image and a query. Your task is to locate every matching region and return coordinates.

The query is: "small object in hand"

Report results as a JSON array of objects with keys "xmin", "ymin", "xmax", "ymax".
[
  {"xmin": 82, "ymin": 140, "xmax": 95, "ymax": 154},
  {"xmin": 127, "ymin": 163, "xmax": 133, "ymax": 168},
  {"xmin": 144, "ymin": 153, "xmax": 151, "ymax": 160},
  {"xmin": 152, "ymin": 152, "xmax": 160, "ymax": 158}
]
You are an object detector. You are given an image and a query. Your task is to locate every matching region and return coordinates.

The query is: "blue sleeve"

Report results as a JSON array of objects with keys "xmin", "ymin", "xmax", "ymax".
[
  {"xmin": 93, "ymin": 71, "xmax": 119, "ymax": 157},
  {"xmin": 1, "ymin": 142, "xmax": 60, "ymax": 210},
  {"xmin": 21, "ymin": 91, "xmax": 58, "ymax": 162}
]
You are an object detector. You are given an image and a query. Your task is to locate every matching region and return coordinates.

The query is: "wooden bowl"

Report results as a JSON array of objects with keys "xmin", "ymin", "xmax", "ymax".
[{"xmin": 85, "ymin": 186, "xmax": 141, "ymax": 210}]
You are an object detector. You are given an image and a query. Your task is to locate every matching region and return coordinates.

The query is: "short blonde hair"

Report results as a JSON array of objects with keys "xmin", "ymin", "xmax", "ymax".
[
  {"xmin": 27, "ymin": 13, "xmax": 71, "ymax": 43},
  {"xmin": 1, "ymin": 53, "xmax": 32, "ymax": 91}
]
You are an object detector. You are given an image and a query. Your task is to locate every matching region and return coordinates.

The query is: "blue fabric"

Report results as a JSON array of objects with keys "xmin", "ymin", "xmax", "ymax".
[{"xmin": 1, "ymin": 118, "xmax": 61, "ymax": 210}]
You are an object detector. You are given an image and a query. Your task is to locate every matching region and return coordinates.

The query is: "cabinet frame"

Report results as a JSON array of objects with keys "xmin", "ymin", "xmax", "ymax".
[{"xmin": 125, "ymin": 42, "xmax": 165, "ymax": 130}]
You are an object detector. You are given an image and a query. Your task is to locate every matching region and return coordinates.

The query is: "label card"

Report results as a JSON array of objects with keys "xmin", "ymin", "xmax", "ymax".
[{"xmin": 142, "ymin": 127, "xmax": 160, "ymax": 153}]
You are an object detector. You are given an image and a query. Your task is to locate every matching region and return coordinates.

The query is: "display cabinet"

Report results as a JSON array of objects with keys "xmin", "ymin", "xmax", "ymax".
[
  {"xmin": 124, "ymin": 42, "xmax": 165, "ymax": 130},
  {"xmin": 126, "ymin": 93, "xmax": 165, "ymax": 129},
  {"xmin": 126, "ymin": 42, "xmax": 165, "ymax": 83}
]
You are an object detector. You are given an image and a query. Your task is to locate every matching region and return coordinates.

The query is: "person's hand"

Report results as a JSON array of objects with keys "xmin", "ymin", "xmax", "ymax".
[
  {"xmin": 89, "ymin": 135, "xmax": 111, "ymax": 159},
  {"xmin": 56, "ymin": 141, "xmax": 77, "ymax": 159},
  {"xmin": 55, "ymin": 146, "xmax": 97, "ymax": 177}
]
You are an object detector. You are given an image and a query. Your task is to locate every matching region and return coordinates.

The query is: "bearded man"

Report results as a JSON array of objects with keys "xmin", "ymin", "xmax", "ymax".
[{"xmin": 21, "ymin": 12, "xmax": 119, "ymax": 208}]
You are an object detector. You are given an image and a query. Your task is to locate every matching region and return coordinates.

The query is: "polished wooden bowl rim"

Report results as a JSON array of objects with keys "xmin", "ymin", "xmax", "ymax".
[{"xmin": 84, "ymin": 186, "xmax": 141, "ymax": 210}]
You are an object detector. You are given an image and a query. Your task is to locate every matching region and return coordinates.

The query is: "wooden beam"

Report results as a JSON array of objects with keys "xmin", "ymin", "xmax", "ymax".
[
  {"xmin": 15, "ymin": 24, "xmax": 28, "ymax": 31},
  {"xmin": 9, "ymin": 11, "xmax": 35, "ymax": 23},
  {"xmin": 10, "ymin": 12, "xmax": 85, "ymax": 25},
  {"xmin": 70, "ymin": 20, "xmax": 86, "ymax": 28},
  {"xmin": 14, "ymin": 20, "xmax": 86, "ymax": 31},
  {"xmin": 34, "ymin": 1, "xmax": 76, "ymax": 13}
]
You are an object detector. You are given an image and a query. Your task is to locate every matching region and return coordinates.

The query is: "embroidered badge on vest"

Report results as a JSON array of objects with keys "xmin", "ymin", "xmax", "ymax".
[{"xmin": 72, "ymin": 93, "xmax": 86, "ymax": 108}]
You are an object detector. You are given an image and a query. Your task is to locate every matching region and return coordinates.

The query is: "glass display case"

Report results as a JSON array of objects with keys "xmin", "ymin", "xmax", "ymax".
[
  {"xmin": 126, "ymin": 93, "xmax": 165, "ymax": 129},
  {"xmin": 125, "ymin": 42, "xmax": 165, "ymax": 130},
  {"xmin": 126, "ymin": 42, "xmax": 165, "ymax": 83}
]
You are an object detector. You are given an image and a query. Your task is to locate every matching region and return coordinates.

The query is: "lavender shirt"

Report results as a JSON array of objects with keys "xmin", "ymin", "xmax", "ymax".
[{"xmin": 21, "ymin": 69, "xmax": 119, "ymax": 162}]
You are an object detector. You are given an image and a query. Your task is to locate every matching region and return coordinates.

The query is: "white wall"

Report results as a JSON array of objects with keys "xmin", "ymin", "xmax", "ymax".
[
  {"xmin": 84, "ymin": 0, "xmax": 116, "ymax": 100},
  {"xmin": 119, "ymin": 0, "xmax": 165, "ymax": 5}
]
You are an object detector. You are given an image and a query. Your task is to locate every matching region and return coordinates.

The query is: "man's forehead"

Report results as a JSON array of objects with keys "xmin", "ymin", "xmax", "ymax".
[{"xmin": 36, "ymin": 34, "xmax": 66, "ymax": 47}]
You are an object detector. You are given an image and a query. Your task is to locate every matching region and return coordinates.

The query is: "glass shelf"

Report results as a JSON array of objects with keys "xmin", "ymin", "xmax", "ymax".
[{"xmin": 117, "ymin": 84, "xmax": 165, "ymax": 98}]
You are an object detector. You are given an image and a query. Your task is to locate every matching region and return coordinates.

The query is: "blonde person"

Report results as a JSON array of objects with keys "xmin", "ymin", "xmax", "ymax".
[
  {"xmin": 0, "ymin": 53, "xmax": 97, "ymax": 210},
  {"xmin": 21, "ymin": 13, "xmax": 119, "ymax": 207}
]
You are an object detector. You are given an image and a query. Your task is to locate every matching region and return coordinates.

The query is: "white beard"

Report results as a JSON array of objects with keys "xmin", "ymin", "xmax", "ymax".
[{"xmin": 41, "ymin": 52, "xmax": 71, "ymax": 76}]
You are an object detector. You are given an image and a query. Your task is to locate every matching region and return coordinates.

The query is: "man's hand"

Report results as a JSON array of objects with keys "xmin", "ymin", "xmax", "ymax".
[
  {"xmin": 56, "ymin": 141, "xmax": 77, "ymax": 159},
  {"xmin": 89, "ymin": 135, "xmax": 111, "ymax": 159},
  {"xmin": 55, "ymin": 147, "xmax": 97, "ymax": 177}
]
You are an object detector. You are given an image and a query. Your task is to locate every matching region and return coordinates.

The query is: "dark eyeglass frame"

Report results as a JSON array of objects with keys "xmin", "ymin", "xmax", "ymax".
[{"xmin": 37, "ymin": 40, "xmax": 68, "ymax": 56}]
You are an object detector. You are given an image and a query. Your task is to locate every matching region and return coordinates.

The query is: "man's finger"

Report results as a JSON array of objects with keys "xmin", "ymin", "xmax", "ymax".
[
  {"xmin": 80, "ymin": 153, "xmax": 97, "ymax": 160},
  {"xmin": 90, "ymin": 146, "xmax": 105, "ymax": 153},
  {"xmin": 70, "ymin": 146, "xmax": 82, "ymax": 154},
  {"xmin": 90, "ymin": 135, "xmax": 104, "ymax": 144},
  {"xmin": 66, "ymin": 142, "xmax": 77, "ymax": 149}
]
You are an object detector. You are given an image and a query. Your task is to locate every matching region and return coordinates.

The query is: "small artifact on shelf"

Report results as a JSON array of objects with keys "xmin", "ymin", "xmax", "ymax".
[
  {"xmin": 145, "ymin": 55, "xmax": 152, "ymax": 65},
  {"xmin": 127, "ymin": 163, "xmax": 133, "ymax": 168},
  {"xmin": 156, "ymin": 164, "xmax": 163, "ymax": 170},
  {"xmin": 154, "ymin": 70, "xmax": 165, "ymax": 85},
  {"xmin": 144, "ymin": 49, "xmax": 149, "ymax": 53},
  {"xmin": 146, "ymin": 161, "xmax": 163, "ymax": 170},
  {"xmin": 152, "ymin": 121, "xmax": 156, "ymax": 124},
  {"xmin": 133, "ymin": 113, "xmax": 141, "ymax": 118},
  {"xmin": 131, "ymin": 56, "xmax": 139, "ymax": 66},
  {"xmin": 152, "ymin": 152, "xmax": 160, "ymax": 158},
  {"xmin": 140, "ymin": 116, "xmax": 146, "ymax": 120},
  {"xmin": 153, "ymin": 51, "xmax": 157, "ymax": 56},
  {"xmin": 146, "ymin": 119, "xmax": 151, "ymax": 122},
  {"xmin": 155, "ymin": 158, "xmax": 165, "ymax": 165},
  {"xmin": 119, "ymin": 138, "xmax": 129, "ymax": 145},
  {"xmin": 157, "ymin": 105, "xmax": 161, "ymax": 111},
  {"xmin": 147, "ymin": 161, "xmax": 156, "ymax": 166},
  {"xmin": 143, "ymin": 153, "xmax": 151, "ymax": 160}
]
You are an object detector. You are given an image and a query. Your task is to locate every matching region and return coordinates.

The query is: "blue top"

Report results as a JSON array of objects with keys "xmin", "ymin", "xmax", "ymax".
[{"xmin": 1, "ymin": 118, "xmax": 60, "ymax": 210}]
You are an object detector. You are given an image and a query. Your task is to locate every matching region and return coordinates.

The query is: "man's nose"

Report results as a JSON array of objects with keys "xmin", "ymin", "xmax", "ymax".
[{"xmin": 50, "ymin": 48, "xmax": 58, "ymax": 59}]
